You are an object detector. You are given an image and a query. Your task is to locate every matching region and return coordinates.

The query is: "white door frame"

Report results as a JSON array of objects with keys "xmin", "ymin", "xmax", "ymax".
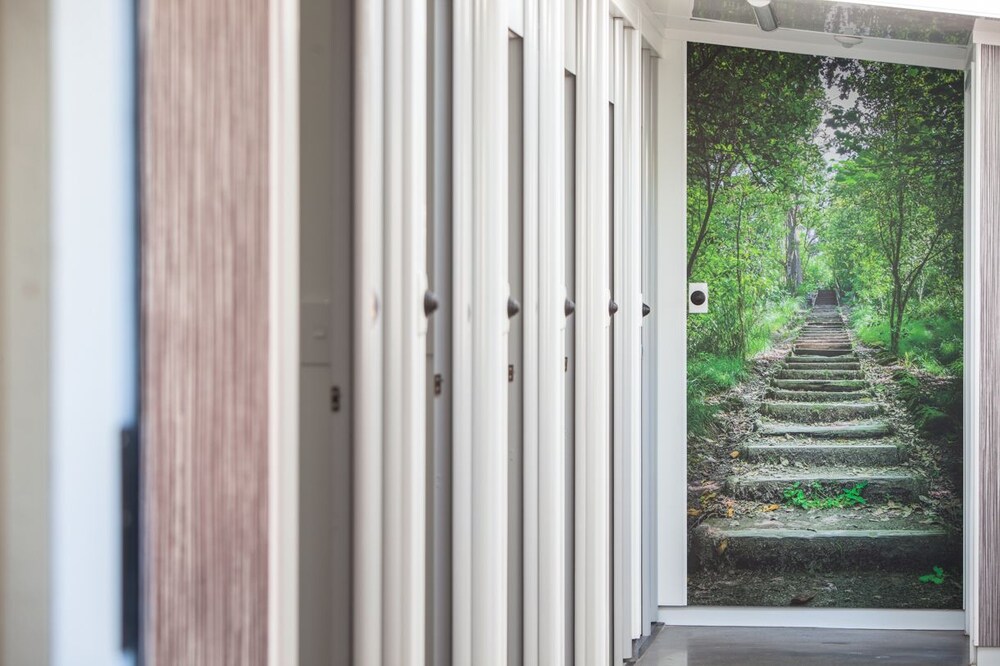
[{"xmin": 648, "ymin": 3, "xmax": 987, "ymax": 642}]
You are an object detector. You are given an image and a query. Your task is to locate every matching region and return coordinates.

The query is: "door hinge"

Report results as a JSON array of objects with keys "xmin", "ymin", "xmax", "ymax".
[
  {"xmin": 434, "ymin": 373, "xmax": 443, "ymax": 396},
  {"xmin": 331, "ymin": 385, "xmax": 341, "ymax": 412},
  {"xmin": 508, "ymin": 364, "xmax": 515, "ymax": 383}
]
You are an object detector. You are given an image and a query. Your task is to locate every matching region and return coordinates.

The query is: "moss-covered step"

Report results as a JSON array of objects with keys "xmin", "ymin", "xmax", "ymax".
[
  {"xmin": 766, "ymin": 388, "xmax": 869, "ymax": 402},
  {"xmin": 770, "ymin": 379, "xmax": 867, "ymax": 392},
  {"xmin": 787, "ymin": 354, "xmax": 859, "ymax": 363},
  {"xmin": 760, "ymin": 401, "xmax": 881, "ymax": 423},
  {"xmin": 775, "ymin": 369, "xmax": 864, "ymax": 380},
  {"xmin": 784, "ymin": 362, "xmax": 861, "ymax": 370},
  {"xmin": 743, "ymin": 441, "xmax": 901, "ymax": 465},
  {"xmin": 690, "ymin": 512, "xmax": 951, "ymax": 571},
  {"xmin": 791, "ymin": 347, "xmax": 855, "ymax": 357},
  {"xmin": 725, "ymin": 468, "xmax": 924, "ymax": 502},
  {"xmin": 757, "ymin": 420, "xmax": 892, "ymax": 438}
]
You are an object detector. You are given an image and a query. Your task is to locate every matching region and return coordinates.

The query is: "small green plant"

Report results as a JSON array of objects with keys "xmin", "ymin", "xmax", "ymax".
[
  {"xmin": 782, "ymin": 481, "xmax": 868, "ymax": 509},
  {"xmin": 919, "ymin": 566, "xmax": 947, "ymax": 585}
]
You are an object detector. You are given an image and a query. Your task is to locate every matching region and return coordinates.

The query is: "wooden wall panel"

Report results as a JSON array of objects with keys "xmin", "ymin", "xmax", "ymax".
[
  {"xmin": 980, "ymin": 43, "xmax": 1000, "ymax": 648},
  {"xmin": 140, "ymin": 1, "xmax": 269, "ymax": 664}
]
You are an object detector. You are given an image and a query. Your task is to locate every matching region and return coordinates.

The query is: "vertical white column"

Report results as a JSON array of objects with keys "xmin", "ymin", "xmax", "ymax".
[
  {"xmin": 453, "ymin": 1, "xmax": 509, "ymax": 664},
  {"xmin": 353, "ymin": 0, "xmax": 384, "ymax": 663},
  {"xmin": 624, "ymin": 24, "xmax": 644, "ymax": 644},
  {"xmin": 575, "ymin": 0, "xmax": 611, "ymax": 662},
  {"xmin": 522, "ymin": 0, "xmax": 541, "ymax": 662},
  {"xmin": 452, "ymin": 0, "xmax": 474, "ymax": 661},
  {"xmin": 639, "ymin": 48, "xmax": 659, "ymax": 636},
  {"xmin": 610, "ymin": 16, "xmax": 627, "ymax": 666},
  {"xmin": 656, "ymin": 38, "xmax": 688, "ymax": 607},
  {"xmin": 354, "ymin": 0, "xmax": 427, "ymax": 663},
  {"xmin": 963, "ymin": 40, "xmax": 981, "ymax": 657},
  {"xmin": 401, "ymin": 0, "xmax": 428, "ymax": 660},
  {"xmin": 537, "ymin": 0, "xmax": 567, "ymax": 661}
]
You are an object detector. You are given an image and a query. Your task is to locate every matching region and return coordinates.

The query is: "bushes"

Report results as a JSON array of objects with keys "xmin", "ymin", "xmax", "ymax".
[
  {"xmin": 687, "ymin": 296, "xmax": 803, "ymax": 438},
  {"xmin": 894, "ymin": 369, "xmax": 963, "ymax": 439},
  {"xmin": 849, "ymin": 299, "xmax": 963, "ymax": 376}
]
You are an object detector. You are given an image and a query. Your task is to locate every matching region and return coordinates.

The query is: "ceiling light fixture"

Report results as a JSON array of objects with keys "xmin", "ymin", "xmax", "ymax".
[
  {"xmin": 834, "ymin": 34, "xmax": 864, "ymax": 48},
  {"xmin": 746, "ymin": 0, "xmax": 779, "ymax": 32}
]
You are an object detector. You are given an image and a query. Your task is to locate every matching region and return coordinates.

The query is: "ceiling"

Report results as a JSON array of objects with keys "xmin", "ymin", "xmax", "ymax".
[
  {"xmin": 643, "ymin": 0, "xmax": 994, "ymax": 69},
  {"xmin": 690, "ymin": 0, "xmax": 975, "ymax": 44}
]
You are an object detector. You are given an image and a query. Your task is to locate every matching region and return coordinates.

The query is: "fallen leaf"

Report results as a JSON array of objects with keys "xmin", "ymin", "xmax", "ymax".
[
  {"xmin": 687, "ymin": 508, "xmax": 701, "ymax": 517},
  {"xmin": 790, "ymin": 592, "xmax": 816, "ymax": 606},
  {"xmin": 716, "ymin": 539, "xmax": 728, "ymax": 556},
  {"xmin": 730, "ymin": 450, "xmax": 741, "ymax": 459},
  {"xmin": 726, "ymin": 506, "xmax": 735, "ymax": 518},
  {"xmin": 763, "ymin": 504, "xmax": 781, "ymax": 512}
]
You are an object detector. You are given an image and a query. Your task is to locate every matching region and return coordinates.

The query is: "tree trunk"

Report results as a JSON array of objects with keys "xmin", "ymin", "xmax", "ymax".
[{"xmin": 784, "ymin": 205, "xmax": 802, "ymax": 293}]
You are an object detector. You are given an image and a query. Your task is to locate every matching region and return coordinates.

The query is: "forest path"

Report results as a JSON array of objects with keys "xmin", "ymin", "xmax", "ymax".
[{"xmin": 689, "ymin": 289, "xmax": 961, "ymax": 608}]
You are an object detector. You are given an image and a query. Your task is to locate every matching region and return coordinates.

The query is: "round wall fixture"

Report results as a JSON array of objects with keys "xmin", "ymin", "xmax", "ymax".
[{"xmin": 835, "ymin": 35, "xmax": 864, "ymax": 48}]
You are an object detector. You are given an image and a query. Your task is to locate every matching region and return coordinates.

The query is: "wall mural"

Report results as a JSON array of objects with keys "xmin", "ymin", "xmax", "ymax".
[{"xmin": 685, "ymin": 44, "xmax": 964, "ymax": 609}]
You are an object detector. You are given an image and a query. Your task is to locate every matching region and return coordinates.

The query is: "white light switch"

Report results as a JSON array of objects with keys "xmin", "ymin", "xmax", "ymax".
[{"xmin": 689, "ymin": 283, "xmax": 708, "ymax": 314}]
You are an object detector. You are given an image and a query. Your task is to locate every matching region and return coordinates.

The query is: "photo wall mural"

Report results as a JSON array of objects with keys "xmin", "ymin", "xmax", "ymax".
[{"xmin": 685, "ymin": 44, "xmax": 964, "ymax": 609}]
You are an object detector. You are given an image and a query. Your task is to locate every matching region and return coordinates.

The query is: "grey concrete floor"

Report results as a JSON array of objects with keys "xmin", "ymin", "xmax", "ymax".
[{"xmin": 637, "ymin": 626, "xmax": 968, "ymax": 665}]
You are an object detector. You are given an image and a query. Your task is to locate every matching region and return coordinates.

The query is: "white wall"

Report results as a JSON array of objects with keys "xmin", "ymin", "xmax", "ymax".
[
  {"xmin": 0, "ymin": 0, "xmax": 52, "ymax": 662},
  {"xmin": 50, "ymin": 0, "xmax": 136, "ymax": 663}
]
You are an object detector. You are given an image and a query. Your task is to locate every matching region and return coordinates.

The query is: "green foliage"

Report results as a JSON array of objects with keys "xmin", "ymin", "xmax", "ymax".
[
  {"xmin": 919, "ymin": 566, "xmax": 947, "ymax": 585},
  {"xmin": 782, "ymin": 481, "xmax": 869, "ymax": 509},
  {"xmin": 687, "ymin": 298, "xmax": 801, "ymax": 438},
  {"xmin": 893, "ymin": 368, "xmax": 963, "ymax": 439},
  {"xmin": 850, "ymin": 300, "xmax": 963, "ymax": 375},
  {"xmin": 823, "ymin": 59, "xmax": 964, "ymax": 356}
]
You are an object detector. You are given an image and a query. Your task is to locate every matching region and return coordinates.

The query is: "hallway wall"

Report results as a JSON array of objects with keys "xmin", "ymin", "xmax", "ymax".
[{"xmin": 140, "ymin": 1, "xmax": 271, "ymax": 662}]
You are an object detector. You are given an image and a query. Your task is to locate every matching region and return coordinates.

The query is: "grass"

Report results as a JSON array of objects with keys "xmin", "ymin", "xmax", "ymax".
[
  {"xmin": 850, "ymin": 303, "xmax": 963, "ymax": 376},
  {"xmin": 688, "ymin": 297, "xmax": 803, "ymax": 438},
  {"xmin": 783, "ymin": 481, "xmax": 869, "ymax": 510}
]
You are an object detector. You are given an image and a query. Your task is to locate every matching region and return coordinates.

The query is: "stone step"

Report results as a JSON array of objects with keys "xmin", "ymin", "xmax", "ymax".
[
  {"xmin": 760, "ymin": 401, "xmax": 881, "ymax": 423},
  {"xmin": 726, "ymin": 468, "xmax": 924, "ymax": 502},
  {"xmin": 784, "ymin": 362, "xmax": 860, "ymax": 370},
  {"xmin": 743, "ymin": 441, "xmax": 901, "ymax": 465},
  {"xmin": 770, "ymin": 379, "xmax": 867, "ymax": 392},
  {"xmin": 792, "ymin": 347, "xmax": 854, "ymax": 357},
  {"xmin": 691, "ymin": 512, "xmax": 950, "ymax": 571},
  {"xmin": 757, "ymin": 420, "xmax": 892, "ymax": 438},
  {"xmin": 787, "ymin": 354, "xmax": 858, "ymax": 363},
  {"xmin": 775, "ymin": 369, "xmax": 864, "ymax": 380},
  {"xmin": 797, "ymin": 335, "xmax": 850, "ymax": 340},
  {"xmin": 767, "ymin": 388, "xmax": 869, "ymax": 402}
]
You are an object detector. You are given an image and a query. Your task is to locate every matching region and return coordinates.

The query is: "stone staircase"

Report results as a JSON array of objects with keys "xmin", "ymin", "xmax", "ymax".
[{"xmin": 691, "ymin": 290, "xmax": 959, "ymax": 600}]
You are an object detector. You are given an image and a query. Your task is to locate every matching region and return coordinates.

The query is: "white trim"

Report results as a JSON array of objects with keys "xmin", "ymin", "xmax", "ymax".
[
  {"xmin": 658, "ymin": 607, "xmax": 966, "ymax": 631},
  {"xmin": 352, "ymin": 0, "xmax": 385, "ymax": 663},
  {"xmin": 654, "ymin": 37, "xmax": 687, "ymax": 608},
  {"xmin": 267, "ymin": 0, "xmax": 299, "ymax": 662},
  {"xmin": 611, "ymin": 15, "xmax": 628, "ymax": 665},
  {"xmin": 522, "ymin": 1, "xmax": 541, "ymax": 663},
  {"xmin": 973, "ymin": 18, "xmax": 1000, "ymax": 47},
  {"xmin": 535, "ymin": 0, "xmax": 568, "ymax": 661},
  {"xmin": 977, "ymin": 647, "xmax": 1000, "ymax": 666},
  {"xmin": 624, "ymin": 24, "xmax": 644, "ymax": 646},
  {"xmin": 575, "ymin": 0, "xmax": 612, "ymax": 662},
  {"xmin": 964, "ymin": 42, "xmax": 981, "ymax": 656},
  {"xmin": 452, "ymin": 0, "xmax": 509, "ymax": 663}
]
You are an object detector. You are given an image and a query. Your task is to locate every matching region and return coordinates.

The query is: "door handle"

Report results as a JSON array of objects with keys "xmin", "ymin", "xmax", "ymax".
[
  {"xmin": 642, "ymin": 303, "xmax": 651, "ymax": 317},
  {"xmin": 565, "ymin": 298, "xmax": 575, "ymax": 317},
  {"xmin": 507, "ymin": 296, "xmax": 521, "ymax": 319},
  {"xmin": 609, "ymin": 299, "xmax": 619, "ymax": 317},
  {"xmin": 424, "ymin": 290, "xmax": 440, "ymax": 317}
]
